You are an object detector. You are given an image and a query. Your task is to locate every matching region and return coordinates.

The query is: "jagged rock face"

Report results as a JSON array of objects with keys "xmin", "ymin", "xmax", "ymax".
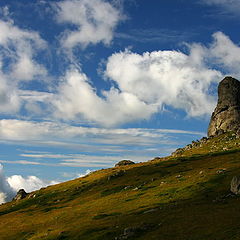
[
  {"xmin": 208, "ymin": 76, "xmax": 240, "ymax": 137},
  {"xmin": 13, "ymin": 189, "xmax": 28, "ymax": 201}
]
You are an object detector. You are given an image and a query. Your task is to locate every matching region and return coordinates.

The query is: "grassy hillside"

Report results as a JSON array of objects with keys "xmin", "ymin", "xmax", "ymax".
[{"xmin": 1, "ymin": 133, "xmax": 240, "ymax": 239}]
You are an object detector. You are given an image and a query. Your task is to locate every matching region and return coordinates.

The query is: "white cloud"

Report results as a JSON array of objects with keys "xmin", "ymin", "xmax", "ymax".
[
  {"xmin": 0, "ymin": 16, "xmax": 47, "ymax": 114},
  {"xmin": 53, "ymin": 31, "xmax": 240, "ymax": 126},
  {"xmin": 54, "ymin": 69, "xmax": 157, "ymax": 126},
  {"xmin": 62, "ymin": 169, "xmax": 92, "ymax": 179},
  {"xmin": 56, "ymin": 0, "xmax": 123, "ymax": 48},
  {"xmin": 54, "ymin": 33, "xmax": 234, "ymax": 126},
  {"xmin": 105, "ymin": 49, "xmax": 221, "ymax": 118},
  {"xmin": 0, "ymin": 74, "xmax": 20, "ymax": 114},
  {"xmin": 0, "ymin": 19, "xmax": 47, "ymax": 81},
  {"xmin": 201, "ymin": 0, "xmax": 240, "ymax": 15},
  {"xmin": 7, "ymin": 175, "xmax": 58, "ymax": 193},
  {"xmin": 12, "ymin": 54, "xmax": 47, "ymax": 81},
  {"xmin": 209, "ymin": 32, "xmax": 240, "ymax": 74},
  {"xmin": 0, "ymin": 164, "xmax": 15, "ymax": 204},
  {"xmin": 0, "ymin": 163, "xmax": 58, "ymax": 204},
  {"xmin": 0, "ymin": 119, "xmax": 204, "ymax": 167},
  {"xmin": 0, "ymin": 119, "xmax": 203, "ymax": 143}
]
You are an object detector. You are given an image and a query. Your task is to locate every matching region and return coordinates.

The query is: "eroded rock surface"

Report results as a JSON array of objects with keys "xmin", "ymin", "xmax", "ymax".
[{"xmin": 208, "ymin": 76, "xmax": 240, "ymax": 137}]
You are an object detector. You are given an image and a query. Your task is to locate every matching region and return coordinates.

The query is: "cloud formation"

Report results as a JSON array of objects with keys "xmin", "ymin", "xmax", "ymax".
[
  {"xmin": 201, "ymin": 0, "xmax": 240, "ymax": 14},
  {"xmin": 56, "ymin": 0, "xmax": 123, "ymax": 48},
  {"xmin": 106, "ymin": 49, "xmax": 220, "ymax": 118},
  {"xmin": 0, "ymin": 17, "xmax": 47, "ymax": 114},
  {"xmin": 0, "ymin": 119, "xmax": 204, "ymax": 169},
  {"xmin": 51, "ymin": 32, "xmax": 240, "ymax": 126},
  {"xmin": 54, "ymin": 69, "xmax": 156, "ymax": 126},
  {"xmin": 7, "ymin": 175, "xmax": 58, "ymax": 193},
  {"xmin": 0, "ymin": 119, "xmax": 203, "ymax": 144},
  {"xmin": 0, "ymin": 163, "xmax": 58, "ymax": 204},
  {"xmin": 0, "ymin": 164, "xmax": 15, "ymax": 204}
]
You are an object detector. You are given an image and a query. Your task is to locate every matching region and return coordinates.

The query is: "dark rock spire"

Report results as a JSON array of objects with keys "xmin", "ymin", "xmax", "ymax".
[{"xmin": 208, "ymin": 76, "xmax": 240, "ymax": 137}]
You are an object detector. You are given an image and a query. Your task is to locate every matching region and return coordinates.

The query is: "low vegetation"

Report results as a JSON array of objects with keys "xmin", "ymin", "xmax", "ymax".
[{"xmin": 0, "ymin": 133, "xmax": 240, "ymax": 239}]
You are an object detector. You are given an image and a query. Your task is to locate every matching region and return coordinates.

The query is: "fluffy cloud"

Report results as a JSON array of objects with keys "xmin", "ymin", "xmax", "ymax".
[
  {"xmin": 105, "ymin": 49, "xmax": 220, "ymax": 118},
  {"xmin": 0, "ymin": 19, "xmax": 47, "ymax": 81},
  {"xmin": 54, "ymin": 69, "xmax": 157, "ymax": 126},
  {"xmin": 0, "ymin": 17, "xmax": 47, "ymax": 114},
  {"xmin": 7, "ymin": 175, "xmax": 58, "ymax": 193},
  {"xmin": 56, "ymin": 0, "xmax": 123, "ymax": 48},
  {"xmin": 52, "ymin": 32, "xmax": 240, "ymax": 126},
  {"xmin": 0, "ymin": 163, "xmax": 58, "ymax": 204},
  {"xmin": 0, "ymin": 164, "xmax": 15, "ymax": 204},
  {"xmin": 209, "ymin": 32, "xmax": 240, "ymax": 74}
]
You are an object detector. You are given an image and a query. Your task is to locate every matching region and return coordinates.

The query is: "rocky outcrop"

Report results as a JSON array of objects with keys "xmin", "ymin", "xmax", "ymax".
[
  {"xmin": 208, "ymin": 76, "xmax": 240, "ymax": 137},
  {"xmin": 13, "ymin": 189, "xmax": 28, "ymax": 201},
  {"xmin": 115, "ymin": 160, "xmax": 135, "ymax": 167}
]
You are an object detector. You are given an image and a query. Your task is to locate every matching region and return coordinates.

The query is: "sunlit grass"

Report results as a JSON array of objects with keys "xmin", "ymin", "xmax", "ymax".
[{"xmin": 0, "ymin": 133, "xmax": 240, "ymax": 239}]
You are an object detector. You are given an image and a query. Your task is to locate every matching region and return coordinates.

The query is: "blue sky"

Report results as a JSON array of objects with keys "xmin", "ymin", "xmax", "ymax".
[{"xmin": 0, "ymin": 0, "xmax": 239, "ymax": 199}]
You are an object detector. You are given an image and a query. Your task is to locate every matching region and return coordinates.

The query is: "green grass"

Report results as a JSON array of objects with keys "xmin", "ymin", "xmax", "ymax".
[{"xmin": 0, "ymin": 133, "xmax": 240, "ymax": 239}]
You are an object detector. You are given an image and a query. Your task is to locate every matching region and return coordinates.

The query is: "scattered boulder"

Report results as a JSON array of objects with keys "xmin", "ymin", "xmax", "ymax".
[
  {"xmin": 13, "ymin": 189, "xmax": 28, "ymax": 201},
  {"xmin": 171, "ymin": 148, "xmax": 184, "ymax": 156},
  {"xmin": 216, "ymin": 168, "xmax": 227, "ymax": 174},
  {"xmin": 107, "ymin": 170, "xmax": 125, "ymax": 181},
  {"xmin": 231, "ymin": 176, "xmax": 240, "ymax": 195},
  {"xmin": 208, "ymin": 76, "xmax": 240, "ymax": 137},
  {"xmin": 115, "ymin": 223, "xmax": 155, "ymax": 239},
  {"xmin": 115, "ymin": 160, "xmax": 135, "ymax": 167}
]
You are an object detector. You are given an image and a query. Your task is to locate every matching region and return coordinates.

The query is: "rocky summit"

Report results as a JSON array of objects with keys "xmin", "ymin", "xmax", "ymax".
[{"xmin": 208, "ymin": 76, "xmax": 240, "ymax": 137}]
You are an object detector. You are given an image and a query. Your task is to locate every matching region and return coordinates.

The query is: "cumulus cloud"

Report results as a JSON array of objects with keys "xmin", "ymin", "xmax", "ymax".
[
  {"xmin": 51, "ymin": 31, "xmax": 240, "ymax": 126},
  {"xmin": 0, "ymin": 164, "xmax": 15, "ymax": 204},
  {"xmin": 7, "ymin": 175, "xmax": 58, "ymax": 193},
  {"xmin": 105, "ymin": 49, "xmax": 221, "ymax": 118},
  {"xmin": 0, "ymin": 19, "xmax": 47, "ymax": 81},
  {"xmin": 209, "ymin": 32, "xmax": 240, "ymax": 74},
  {"xmin": 0, "ymin": 15, "xmax": 47, "ymax": 114},
  {"xmin": 0, "ymin": 163, "xmax": 58, "ymax": 204},
  {"xmin": 54, "ymin": 69, "xmax": 157, "ymax": 126},
  {"xmin": 55, "ymin": 0, "xmax": 123, "ymax": 48},
  {"xmin": 0, "ymin": 30, "xmax": 237, "ymax": 128}
]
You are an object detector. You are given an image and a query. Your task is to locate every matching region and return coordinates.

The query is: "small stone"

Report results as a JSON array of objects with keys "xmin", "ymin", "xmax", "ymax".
[
  {"xmin": 176, "ymin": 175, "xmax": 182, "ymax": 178},
  {"xmin": 231, "ymin": 176, "xmax": 240, "ymax": 195},
  {"xmin": 216, "ymin": 169, "xmax": 226, "ymax": 174},
  {"xmin": 143, "ymin": 208, "xmax": 158, "ymax": 214}
]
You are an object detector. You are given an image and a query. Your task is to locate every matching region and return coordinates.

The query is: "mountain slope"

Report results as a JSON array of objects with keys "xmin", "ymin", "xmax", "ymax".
[{"xmin": 1, "ymin": 133, "xmax": 240, "ymax": 239}]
